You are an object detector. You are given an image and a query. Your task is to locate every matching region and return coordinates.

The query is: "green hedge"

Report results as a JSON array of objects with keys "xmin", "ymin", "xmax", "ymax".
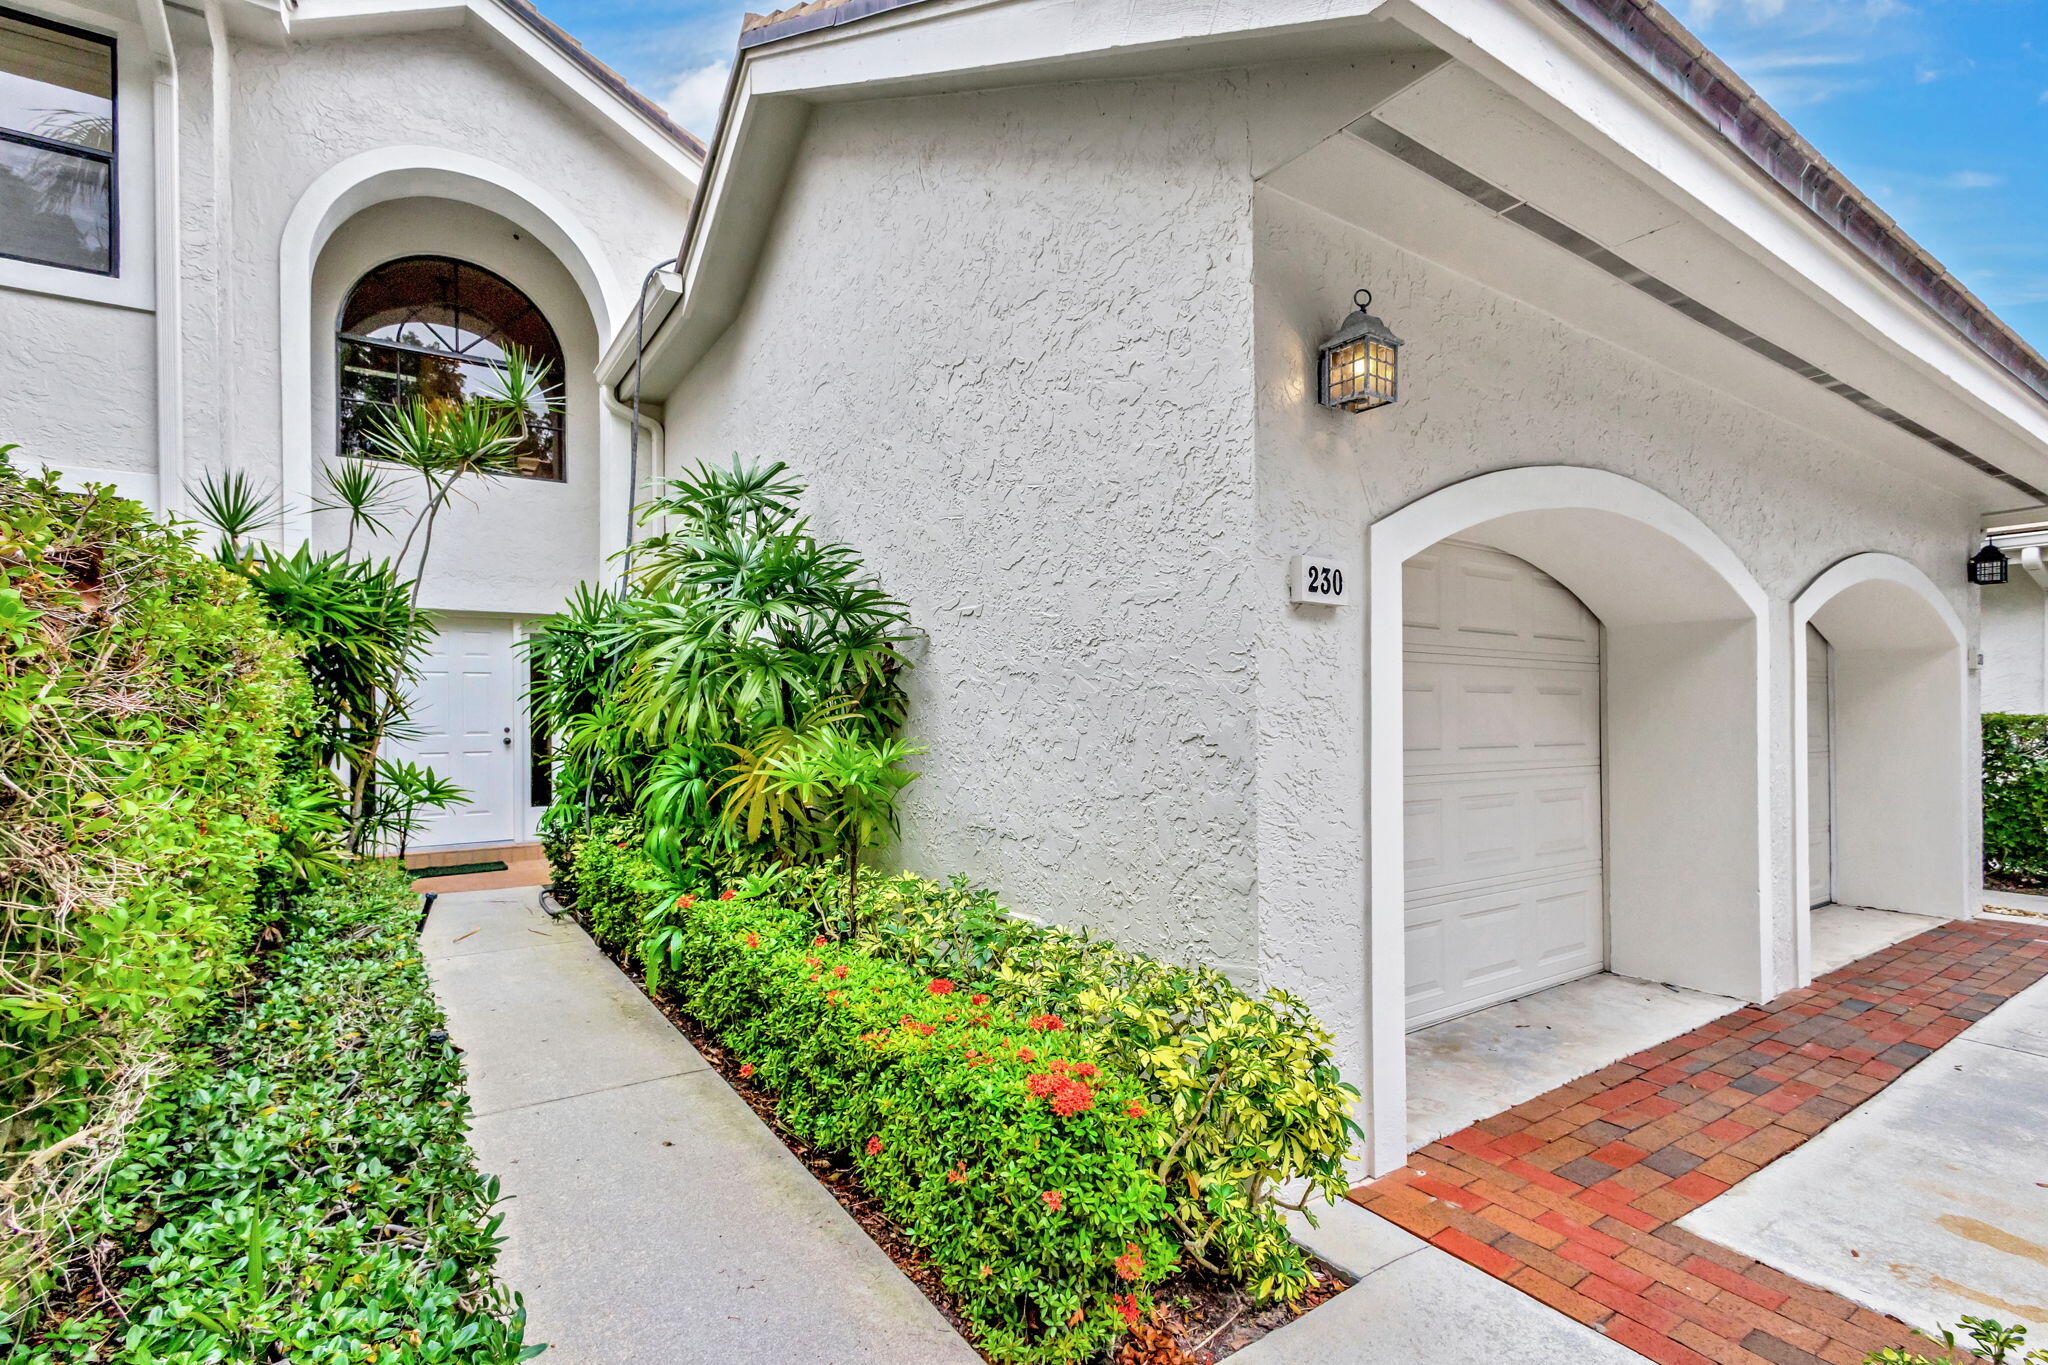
[
  {"xmin": 564, "ymin": 833, "xmax": 1357, "ymax": 1362},
  {"xmin": 1985, "ymin": 713, "xmax": 2048, "ymax": 886},
  {"xmin": 1, "ymin": 470, "xmax": 313, "ymax": 1309},
  {"xmin": 11, "ymin": 861, "xmax": 535, "ymax": 1365}
]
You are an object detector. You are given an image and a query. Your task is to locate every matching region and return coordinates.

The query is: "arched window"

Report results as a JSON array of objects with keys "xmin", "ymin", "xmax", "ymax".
[{"xmin": 337, "ymin": 255, "xmax": 566, "ymax": 480}]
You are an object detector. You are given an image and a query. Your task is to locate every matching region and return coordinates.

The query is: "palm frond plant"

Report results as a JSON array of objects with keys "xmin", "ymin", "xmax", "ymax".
[
  {"xmin": 233, "ymin": 546, "xmax": 436, "ymax": 850},
  {"xmin": 190, "ymin": 470, "xmax": 280, "ymax": 559},
  {"xmin": 358, "ymin": 759, "xmax": 469, "ymax": 858},
  {"xmin": 192, "ymin": 349, "xmax": 560, "ymax": 851},
  {"xmin": 314, "ymin": 460, "xmax": 403, "ymax": 555},
  {"xmin": 721, "ymin": 723, "xmax": 924, "ymax": 935},
  {"xmin": 366, "ymin": 397, "xmax": 521, "ymax": 605},
  {"xmin": 524, "ymin": 458, "xmax": 920, "ymax": 891},
  {"xmin": 621, "ymin": 457, "xmax": 913, "ymax": 747}
]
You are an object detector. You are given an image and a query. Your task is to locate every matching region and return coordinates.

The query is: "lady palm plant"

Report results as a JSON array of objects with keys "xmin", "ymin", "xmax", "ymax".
[
  {"xmin": 724, "ymin": 724, "xmax": 924, "ymax": 935},
  {"xmin": 621, "ymin": 457, "xmax": 912, "ymax": 746}
]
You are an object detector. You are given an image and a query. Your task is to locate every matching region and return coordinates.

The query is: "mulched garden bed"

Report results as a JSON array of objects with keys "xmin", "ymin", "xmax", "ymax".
[{"xmin": 564, "ymin": 892, "xmax": 1351, "ymax": 1364}]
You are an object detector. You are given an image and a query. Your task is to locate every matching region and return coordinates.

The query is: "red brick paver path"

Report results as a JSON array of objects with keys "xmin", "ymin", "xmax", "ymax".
[{"xmin": 1350, "ymin": 919, "xmax": 2048, "ymax": 1365}]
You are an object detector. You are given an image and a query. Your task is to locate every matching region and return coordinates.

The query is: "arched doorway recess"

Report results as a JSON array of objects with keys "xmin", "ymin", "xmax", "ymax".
[{"xmin": 1362, "ymin": 466, "xmax": 1772, "ymax": 1175}]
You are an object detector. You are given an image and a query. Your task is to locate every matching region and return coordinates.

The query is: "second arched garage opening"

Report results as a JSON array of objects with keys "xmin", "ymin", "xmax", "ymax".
[
  {"xmin": 1791, "ymin": 555, "xmax": 1970, "ymax": 980},
  {"xmin": 1362, "ymin": 467, "xmax": 1775, "ymax": 1174}
]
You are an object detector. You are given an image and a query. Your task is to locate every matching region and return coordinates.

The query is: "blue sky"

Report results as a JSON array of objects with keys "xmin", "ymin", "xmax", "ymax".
[{"xmin": 534, "ymin": 0, "xmax": 2048, "ymax": 347}]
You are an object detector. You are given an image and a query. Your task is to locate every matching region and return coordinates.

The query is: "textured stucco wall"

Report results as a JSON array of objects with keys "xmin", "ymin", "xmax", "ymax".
[
  {"xmin": 1981, "ymin": 576, "xmax": 2045, "ymax": 713},
  {"xmin": 306, "ymin": 196, "xmax": 605, "ymax": 616},
  {"xmin": 1250, "ymin": 187, "xmax": 1983, "ymax": 1070},
  {"xmin": 662, "ymin": 77, "xmax": 1264, "ymax": 974},
  {"xmin": 0, "ymin": 294, "xmax": 156, "ymax": 472}
]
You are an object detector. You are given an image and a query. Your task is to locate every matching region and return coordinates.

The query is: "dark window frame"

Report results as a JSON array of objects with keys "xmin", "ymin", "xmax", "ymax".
[
  {"xmin": 333, "ymin": 254, "xmax": 568, "ymax": 483},
  {"xmin": 0, "ymin": 2, "xmax": 118, "ymax": 276}
]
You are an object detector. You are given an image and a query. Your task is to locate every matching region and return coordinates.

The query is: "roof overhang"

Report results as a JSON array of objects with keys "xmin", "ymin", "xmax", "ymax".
[{"xmin": 608, "ymin": 0, "xmax": 2048, "ymax": 510}]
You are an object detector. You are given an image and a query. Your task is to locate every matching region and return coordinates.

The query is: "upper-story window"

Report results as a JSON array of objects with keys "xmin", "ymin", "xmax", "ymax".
[
  {"xmin": 0, "ymin": 6, "xmax": 116, "ymax": 275},
  {"xmin": 337, "ymin": 256, "xmax": 567, "ymax": 481}
]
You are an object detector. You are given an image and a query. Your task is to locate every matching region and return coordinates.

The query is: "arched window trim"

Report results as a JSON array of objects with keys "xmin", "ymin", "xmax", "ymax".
[{"xmin": 334, "ymin": 253, "xmax": 567, "ymax": 483}]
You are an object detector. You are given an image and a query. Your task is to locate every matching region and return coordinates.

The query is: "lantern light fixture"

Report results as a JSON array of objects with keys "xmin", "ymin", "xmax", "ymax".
[
  {"xmin": 1318, "ymin": 287, "xmax": 1404, "ymax": 412},
  {"xmin": 1970, "ymin": 539, "xmax": 2011, "ymax": 586}
]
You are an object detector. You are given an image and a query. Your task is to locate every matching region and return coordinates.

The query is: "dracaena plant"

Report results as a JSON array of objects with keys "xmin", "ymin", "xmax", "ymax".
[{"xmin": 190, "ymin": 345, "xmax": 562, "ymax": 853}]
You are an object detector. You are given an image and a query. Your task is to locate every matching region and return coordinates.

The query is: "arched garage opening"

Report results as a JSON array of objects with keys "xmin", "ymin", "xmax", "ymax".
[
  {"xmin": 1791, "ymin": 555, "xmax": 1968, "ymax": 982},
  {"xmin": 1363, "ymin": 466, "xmax": 1772, "ymax": 1175}
]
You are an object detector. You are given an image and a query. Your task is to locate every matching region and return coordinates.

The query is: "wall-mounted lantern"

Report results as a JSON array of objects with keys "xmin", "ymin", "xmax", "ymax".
[
  {"xmin": 1971, "ymin": 539, "xmax": 2011, "ymax": 585},
  {"xmin": 1318, "ymin": 288, "xmax": 1403, "ymax": 412}
]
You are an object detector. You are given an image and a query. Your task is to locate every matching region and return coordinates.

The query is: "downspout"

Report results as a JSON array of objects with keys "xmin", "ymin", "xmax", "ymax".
[
  {"xmin": 204, "ymin": 0, "xmax": 232, "ymax": 478},
  {"xmin": 621, "ymin": 256, "xmax": 678, "ymax": 581},
  {"xmin": 601, "ymin": 381, "xmax": 663, "ymax": 577},
  {"xmin": 139, "ymin": 0, "xmax": 183, "ymax": 517}
]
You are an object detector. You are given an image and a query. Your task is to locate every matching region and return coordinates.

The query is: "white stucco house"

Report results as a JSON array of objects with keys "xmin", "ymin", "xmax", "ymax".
[
  {"xmin": 1, "ymin": 0, "xmax": 701, "ymax": 848},
  {"xmin": 606, "ymin": 0, "xmax": 2048, "ymax": 1175}
]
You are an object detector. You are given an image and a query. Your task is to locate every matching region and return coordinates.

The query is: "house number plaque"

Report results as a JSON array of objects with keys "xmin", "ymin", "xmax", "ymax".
[{"xmin": 1289, "ymin": 555, "xmax": 1350, "ymax": 605}]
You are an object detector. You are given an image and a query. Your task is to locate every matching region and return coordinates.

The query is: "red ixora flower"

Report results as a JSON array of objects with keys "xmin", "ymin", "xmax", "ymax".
[
  {"xmin": 1017, "ymin": 1047, "xmax": 1036, "ymax": 1064},
  {"xmin": 720, "ymin": 889, "xmax": 737, "ymax": 901},
  {"xmin": 812, "ymin": 935, "xmax": 828, "ymax": 947},
  {"xmin": 1051, "ymin": 1082, "xmax": 1095, "ymax": 1117},
  {"xmin": 674, "ymin": 894, "xmax": 696, "ymax": 909},
  {"xmin": 928, "ymin": 978, "xmax": 956, "ymax": 996},
  {"xmin": 1041, "ymin": 1189, "xmax": 1063, "ymax": 1212},
  {"xmin": 945, "ymin": 1161, "xmax": 969, "ymax": 1185},
  {"xmin": 1026, "ymin": 1013, "xmax": 1066, "ymax": 1032},
  {"xmin": 1124, "ymin": 1101, "xmax": 1146, "ymax": 1119},
  {"xmin": 970, "ymin": 993, "xmax": 989, "ymax": 1007},
  {"xmin": 743, "ymin": 932, "xmax": 760, "ymax": 949},
  {"xmin": 866, "ymin": 1136, "xmax": 884, "ymax": 1156},
  {"xmin": 1114, "ymin": 1242, "xmax": 1144, "ymax": 1282},
  {"xmin": 1111, "ymin": 1293, "xmax": 1140, "ymax": 1330},
  {"xmin": 738, "ymin": 1063, "xmax": 755, "ymax": 1078},
  {"xmin": 832, "ymin": 964, "xmax": 848, "ymax": 979}
]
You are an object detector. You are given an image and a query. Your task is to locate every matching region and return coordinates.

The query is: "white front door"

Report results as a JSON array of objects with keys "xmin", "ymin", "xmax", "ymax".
[
  {"xmin": 386, "ymin": 616, "xmax": 521, "ymax": 849},
  {"xmin": 1402, "ymin": 540, "xmax": 1605, "ymax": 1029},
  {"xmin": 1806, "ymin": 623, "xmax": 1834, "ymax": 907}
]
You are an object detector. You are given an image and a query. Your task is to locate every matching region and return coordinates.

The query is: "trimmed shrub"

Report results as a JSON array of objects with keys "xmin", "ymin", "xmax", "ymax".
[
  {"xmin": 1985, "ymin": 713, "xmax": 2048, "ymax": 887},
  {"xmin": 11, "ymin": 861, "xmax": 534, "ymax": 1364},
  {"xmin": 571, "ymin": 833, "xmax": 1360, "ymax": 1359},
  {"xmin": 1, "ymin": 470, "xmax": 313, "ymax": 1310},
  {"xmin": 574, "ymin": 841, "xmax": 1178, "ymax": 1364},
  {"xmin": 850, "ymin": 873, "xmax": 1358, "ymax": 1299}
]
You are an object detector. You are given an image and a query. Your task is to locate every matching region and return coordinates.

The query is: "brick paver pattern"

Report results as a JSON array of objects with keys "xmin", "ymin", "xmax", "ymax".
[{"xmin": 1350, "ymin": 919, "xmax": 2048, "ymax": 1365}]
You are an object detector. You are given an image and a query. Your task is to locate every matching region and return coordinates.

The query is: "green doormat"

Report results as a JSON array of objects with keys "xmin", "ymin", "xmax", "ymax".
[{"xmin": 409, "ymin": 860, "xmax": 509, "ymax": 879}]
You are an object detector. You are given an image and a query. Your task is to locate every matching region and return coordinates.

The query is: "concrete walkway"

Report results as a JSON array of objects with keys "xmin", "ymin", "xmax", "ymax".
[
  {"xmin": 1683, "ymin": 970, "xmax": 2048, "ymax": 1332},
  {"xmin": 422, "ymin": 887, "xmax": 977, "ymax": 1365},
  {"xmin": 1233, "ymin": 1200, "xmax": 1641, "ymax": 1364}
]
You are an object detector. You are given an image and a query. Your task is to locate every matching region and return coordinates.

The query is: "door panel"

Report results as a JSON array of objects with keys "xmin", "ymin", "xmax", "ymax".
[
  {"xmin": 385, "ymin": 618, "xmax": 520, "ymax": 849},
  {"xmin": 1403, "ymin": 542, "xmax": 1605, "ymax": 1029}
]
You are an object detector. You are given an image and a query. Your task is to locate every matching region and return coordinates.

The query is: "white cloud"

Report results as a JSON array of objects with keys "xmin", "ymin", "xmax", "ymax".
[
  {"xmin": 1943, "ymin": 170, "xmax": 2005, "ymax": 190},
  {"xmin": 662, "ymin": 61, "xmax": 730, "ymax": 141}
]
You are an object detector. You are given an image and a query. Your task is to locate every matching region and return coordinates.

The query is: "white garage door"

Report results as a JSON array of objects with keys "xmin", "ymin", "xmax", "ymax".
[
  {"xmin": 1403, "ymin": 540, "xmax": 1604, "ymax": 1029},
  {"xmin": 1807, "ymin": 624, "xmax": 1833, "ymax": 907},
  {"xmin": 383, "ymin": 616, "xmax": 522, "ymax": 849}
]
